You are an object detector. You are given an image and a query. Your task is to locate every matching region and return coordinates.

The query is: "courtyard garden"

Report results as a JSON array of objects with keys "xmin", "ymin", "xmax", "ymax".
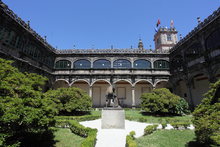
[{"xmin": 0, "ymin": 58, "xmax": 219, "ymax": 147}]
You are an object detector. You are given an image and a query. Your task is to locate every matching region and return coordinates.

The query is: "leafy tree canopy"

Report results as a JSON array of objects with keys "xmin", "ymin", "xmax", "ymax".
[
  {"xmin": 45, "ymin": 87, "xmax": 92, "ymax": 115},
  {"xmin": 141, "ymin": 88, "xmax": 189, "ymax": 115},
  {"xmin": 0, "ymin": 58, "xmax": 57, "ymax": 146},
  {"xmin": 193, "ymin": 80, "xmax": 220, "ymax": 146}
]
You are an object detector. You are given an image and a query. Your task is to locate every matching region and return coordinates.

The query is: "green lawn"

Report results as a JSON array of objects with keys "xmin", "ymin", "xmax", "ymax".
[
  {"xmin": 125, "ymin": 110, "xmax": 192, "ymax": 123},
  {"xmin": 54, "ymin": 128, "xmax": 84, "ymax": 147},
  {"xmin": 136, "ymin": 130, "xmax": 196, "ymax": 147}
]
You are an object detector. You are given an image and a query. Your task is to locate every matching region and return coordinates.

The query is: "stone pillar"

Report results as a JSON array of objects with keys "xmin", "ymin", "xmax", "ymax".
[
  {"xmin": 186, "ymin": 81, "xmax": 194, "ymax": 109},
  {"xmin": 131, "ymin": 86, "xmax": 135, "ymax": 108},
  {"xmin": 90, "ymin": 58, "xmax": 93, "ymax": 68},
  {"xmin": 89, "ymin": 86, "xmax": 92, "ymax": 98}
]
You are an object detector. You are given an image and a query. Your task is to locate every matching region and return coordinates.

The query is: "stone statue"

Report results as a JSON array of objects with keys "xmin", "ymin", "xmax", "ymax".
[{"xmin": 105, "ymin": 86, "xmax": 119, "ymax": 107}]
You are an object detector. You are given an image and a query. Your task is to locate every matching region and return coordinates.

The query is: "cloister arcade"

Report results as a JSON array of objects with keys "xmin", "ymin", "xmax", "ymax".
[{"xmin": 53, "ymin": 78, "xmax": 170, "ymax": 107}]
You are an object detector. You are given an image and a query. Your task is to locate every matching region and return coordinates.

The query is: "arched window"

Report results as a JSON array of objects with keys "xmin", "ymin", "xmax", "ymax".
[
  {"xmin": 167, "ymin": 34, "xmax": 172, "ymax": 41},
  {"xmin": 185, "ymin": 43, "xmax": 201, "ymax": 62},
  {"xmin": 206, "ymin": 29, "xmax": 220, "ymax": 50},
  {"xmin": 113, "ymin": 59, "xmax": 131, "ymax": 69},
  {"xmin": 55, "ymin": 60, "xmax": 71, "ymax": 69},
  {"xmin": 154, "ymin": 60, "xmax": 169, "ymax": 69},
  {"xmin": 93, "ymin": 59, "xmax": 111, "ymax": 69},
  {"xmin": 134, "ymin": 59, "xmax": 151, "ymax": 69},
  {"xmin": 170, "ymin": 55, "xmax": 183, "ymax": 71},
  {"xmin": 74, "ymin": 59, "xmax": 91, "ymax": 69}
]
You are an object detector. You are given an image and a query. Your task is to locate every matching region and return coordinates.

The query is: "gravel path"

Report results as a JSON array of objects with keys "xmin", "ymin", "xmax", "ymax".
[
  {"xmin": 80, "ymin": 119, "xmax": 195, "ymax": 147},
  {"xmin": 80, "ymin": 119, "xmax": 152, "ymax": 147}
]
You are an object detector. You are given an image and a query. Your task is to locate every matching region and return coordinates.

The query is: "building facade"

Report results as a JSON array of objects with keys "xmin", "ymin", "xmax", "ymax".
[{"xmin": 0, "ymin": 1, "xmax": 219, "ymax": 107}]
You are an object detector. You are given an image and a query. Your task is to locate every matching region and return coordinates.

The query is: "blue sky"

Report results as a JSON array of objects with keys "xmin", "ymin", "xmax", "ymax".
[{"xmin": 2, "ymin": 0, "xmax": 220, "ymax": 49}]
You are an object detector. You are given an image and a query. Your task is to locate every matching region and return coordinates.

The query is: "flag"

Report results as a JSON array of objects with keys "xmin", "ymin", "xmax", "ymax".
[
  {"xmin": 156, "ymin": 19, "xmax": 161, "ymax": 27},
  {"xmin": 170, "ymin": 20, "xmax": 174, "ymax": 28}
]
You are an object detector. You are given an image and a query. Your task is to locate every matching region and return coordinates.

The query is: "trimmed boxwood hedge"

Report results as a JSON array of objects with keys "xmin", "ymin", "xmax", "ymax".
[
  {"xmin": 55, "ymin": 120, "xmax": 97, "ymax": 147},
  {"xmin": 126, "ymin": 131, "xmax": 137, "ymax": 147},
  {"xmin": 144, "ymin": 125, "xmax": 158, "ymax": 135},
  {"xmin": 55, "ymin": 115, "xmax": 100, "ymax": 122}
]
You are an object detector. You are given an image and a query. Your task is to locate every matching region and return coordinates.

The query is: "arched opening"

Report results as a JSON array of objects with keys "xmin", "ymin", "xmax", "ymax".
[
  {"xmin": 53, "ymin": 80, "xmax": 69, "ymax": 89},
  {"xmin": 206, "ymin": 28, "xmax": 220, "ymax": 50},
  {"xmin": 134, "ymin": 80, "xmax": 153, "ymax": 106},
  {"xmin": 92, "ymin": 80, "xmax": 111, "ymax": 107},
  {"xmin": 93, "ymin": 59, "xmax": 111, "ymax": 69},
  {"xmin": 113, "ymin": 59, "xmax": 131, "ymax": 69},
  {"xmin": 114, "ymin": 80, "xmax": 132, "ymax": 107},
  {"xmin": 170, "ymin": 55, "xmax": 183, "ymax": 72},
  {"xmin": 176, "ymin": 79, "xmax": 190, "ymax": 102},
  {"xmin": 154, "ymin": 60, "xmax": 169, "ymax": 69},
  {"xmin": 134, "ymin": 59, "xmax": 151, "ymax": 69},
  {"xmin": 155, "ymin": 81, "xmax": 170, "ymax": 89},
  {"xmin": 215, "ymin": 69, "xmax": 220, "ymax": 80},
  {"xmin": 55, "ymin": 60, "xmax": 71, "ymax": 69},
  {"xmin": 191, "ymin": 74, "xmax": 210, "ymax": 106},
  {"xmin": 185, "ymin": 43, "xmax": 201, "ymax": 62},
  {"xmin": 71, "ymin": 80, "xmax": 90, "ymax": 95},
  {"xmin": 74, "ymin": 59, "xmax": 91, "ymax": 69}
]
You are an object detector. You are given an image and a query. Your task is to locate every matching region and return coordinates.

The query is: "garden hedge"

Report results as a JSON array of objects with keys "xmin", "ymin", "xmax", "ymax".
[
  {"xmin": 193, "ymin": 80, "xmax": 220, "ymax": 146},
  {"xmin": 126, "ymin": 131, "xmax": 137, "ymax": 147},
  {"xmin": 55, "ymin": 120, "xmax": 97, "ymax": 147},
  {"xmin": 141, "ymin": 88, "xmax": 189, "ymax": 115}
]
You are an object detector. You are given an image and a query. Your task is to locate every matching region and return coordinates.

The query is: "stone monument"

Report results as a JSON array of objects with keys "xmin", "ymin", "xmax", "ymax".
[{"xmin": 101, "ymin": 86, "xmax": 125, "ymax": 129}]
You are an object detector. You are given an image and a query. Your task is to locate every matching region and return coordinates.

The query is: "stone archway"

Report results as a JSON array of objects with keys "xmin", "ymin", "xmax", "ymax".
[
  {"xmin": 215, "ymin": 68, "xmax": 220, "ymax": 80},
  {"xmin": 53, "ymin": 80, "xmax": 69, "ymax": 89},
  {"xmin": 155, "ymin": 80, "xmax": 170, "ymax": 89},
  {"xmin": 175, "ymin": 79, "xmax": 190, "ymax": 103},
  {"xmin": 134, "ymin": 80, "xmax": 153, "ymax": 106},
  {"xmin": 190, "ymin": 73, "xmax": 210, "ymax": 106},
  {"xmin": 92, "ymin": 80, "xmax": 111, "ymax": 107},
  {"xmin": 114, "ymin": 80, "xmax": 133, "ymax": 107},
  {"xmin": 70, "ymin": 80, "xmax": 90, "ymax": 95}
]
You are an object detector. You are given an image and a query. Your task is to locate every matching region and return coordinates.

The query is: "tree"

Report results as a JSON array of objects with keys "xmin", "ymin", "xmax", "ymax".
[
  {"xmin": 44, "ymin": 87, "xmax": 92, "ymax": 115},
  {"xmin": 193, "ymin": 80, "xmax": 220, "ymax": 146},
  {"xmin": 0, "ymin": 58, "xmax": 57, "ymax": 146},
  {"xmin": 140, "ymin": 88, "xmax": 189, "ymax": 115}
]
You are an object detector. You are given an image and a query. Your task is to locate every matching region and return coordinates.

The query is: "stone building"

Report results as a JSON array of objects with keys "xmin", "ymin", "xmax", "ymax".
[{"xmin": 0, "ymin": 1, "xmax": 219, "ymax": 107}]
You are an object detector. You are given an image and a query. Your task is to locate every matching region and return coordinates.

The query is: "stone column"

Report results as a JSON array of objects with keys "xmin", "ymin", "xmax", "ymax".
[
  {"xmin": 89, "ymin": 86, "xmax": 92, "ymax": 98},
  {"xmin": 131, "ymin": 86, "xmax": 135, "ymax": 108},
  {"xmin": 186, "ymin": 81, "xmax": 194, "ymax": 109}
]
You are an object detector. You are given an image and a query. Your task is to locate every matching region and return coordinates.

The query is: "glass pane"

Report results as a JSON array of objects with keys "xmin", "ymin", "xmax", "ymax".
[
  {"xmin": 74, "ymin": 59, "xmax": 91, "ymax": 69},
  {"xmin": 154, "ymin": 60, "xmax": 169, "ymax": 69},
  {"xmin": 55, "ymin": 60, "xmax": 71, "ymax": 69},
  {"xmin": 93, "ymin": 59, "xmax": 111, "ymax": 69},
  {"xmin": 113, "ymin": 59, "xmax": 131, "ymax": 69},
  {"xmin": 134, "ymin": 59, "xmax": 151, "ymax": 69}
]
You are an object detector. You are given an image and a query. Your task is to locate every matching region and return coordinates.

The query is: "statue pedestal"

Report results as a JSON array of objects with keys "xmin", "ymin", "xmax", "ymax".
[{"xmin": 101, "ymin": 108, "xmax": 125, "ymax": 129}]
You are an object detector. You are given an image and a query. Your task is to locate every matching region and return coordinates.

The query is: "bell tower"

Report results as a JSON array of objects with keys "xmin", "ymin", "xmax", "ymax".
[{"xmin": 154, "ymin": 27, "xmax": 178, "ymax": 52}]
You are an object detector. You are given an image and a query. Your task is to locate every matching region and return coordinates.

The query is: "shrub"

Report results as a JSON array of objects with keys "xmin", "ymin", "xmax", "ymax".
[
  {"xmin": 126, "ymin": 131, "xmax": 137, "ymax": 147},
  {"xmin": 144, "ymin": 125, "xmax": 158, "ymax": 135},
  {"xmin": 175, "ymin": 98, "xmax": 190, "ymax": 115},
  {"xmin": 55, "ymin": 120, "xmax": 97, "ymax": 147},
  {"xmin": 55, "ymin": 115, "xmax": 100, "ymax": 122},
  {"xmin": 161, "ymin": 123, "xmax": 167, "ymax": 129},
  {"xmin": 0, "ymin": 58, "xmax": 57, "ymax": 146},
  {"xmin": 45, "ymin": 87, "xmax": 92, "ymax": 114},
  {"xmin": 193, "ymin": 80, "xmax": 220, "ymax": 146},
  {"xmin": 140, "ymin": 88, "xmax": 189, "ymax": 115},
  {"xmin": 138, "ymin": 117, "xmax": 147, "ymax": 122},
  {"xmin": 170, "ymin": 121, "xmax": 191, "ymax": 130}
]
